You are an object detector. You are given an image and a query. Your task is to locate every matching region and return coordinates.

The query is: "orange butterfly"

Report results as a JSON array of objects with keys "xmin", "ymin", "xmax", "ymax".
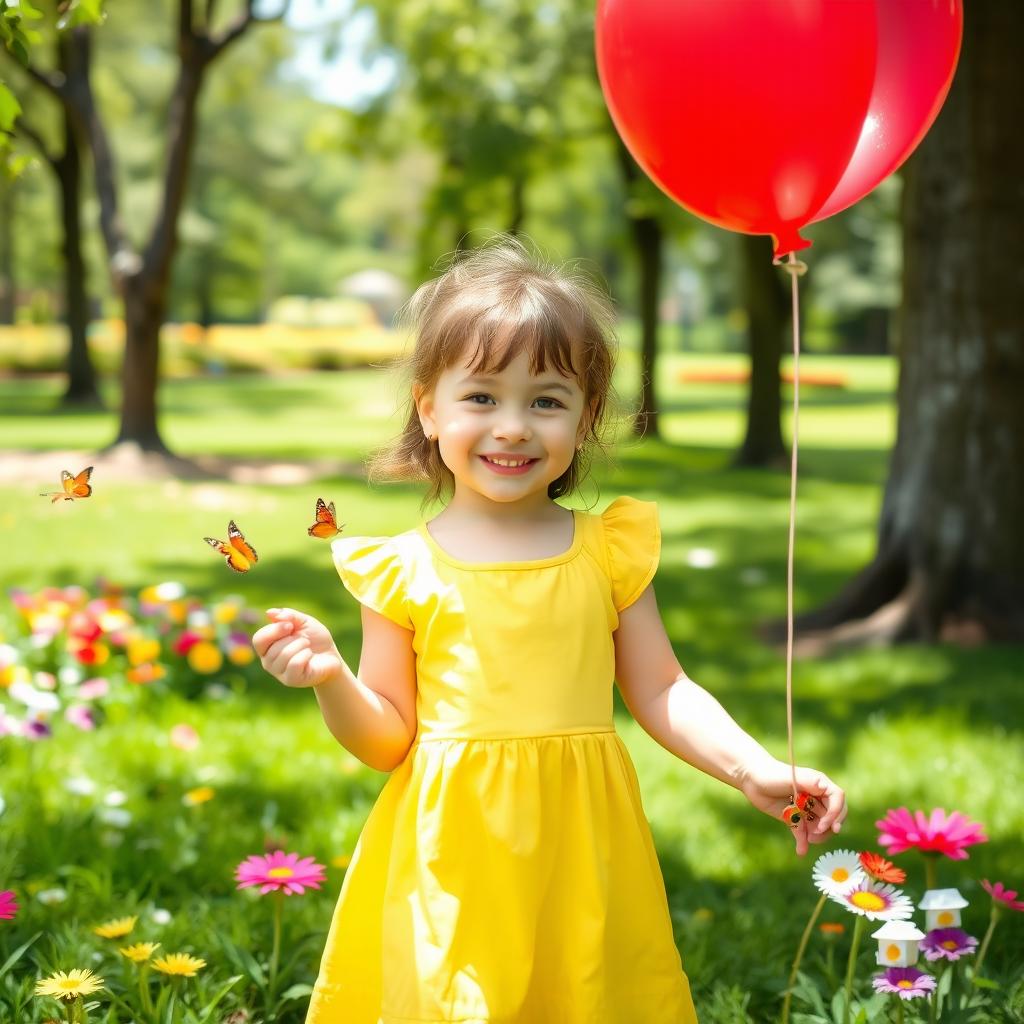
[
  {"xmin": 307, "ymin": 497, "xmax": 343, "ymax": 539},
  {"xmin": 204, "ymin": 520, "xmax": 258, "ymax": 573},
  {"xmin": 40, "ymin": 466, "xmax": 94, "ymax": 503}
]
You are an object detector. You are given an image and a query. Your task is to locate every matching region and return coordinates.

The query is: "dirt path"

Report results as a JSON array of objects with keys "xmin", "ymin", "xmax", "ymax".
[{"xmin": 0, "ymin": 443, "xmax": 366, "ymax": 487}]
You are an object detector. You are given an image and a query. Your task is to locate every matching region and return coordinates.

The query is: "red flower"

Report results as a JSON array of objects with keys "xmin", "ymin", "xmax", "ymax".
[
  {"xmin": 876, "ymin": 808, "xmax": 987, "ymax": 861},
  {"xmin": 173, "ymin": 630, "xmax": 202, "ymax": 655},
  {"xmin": 859, "ymin": 851, "xmax": 906, "ymax": 884}
]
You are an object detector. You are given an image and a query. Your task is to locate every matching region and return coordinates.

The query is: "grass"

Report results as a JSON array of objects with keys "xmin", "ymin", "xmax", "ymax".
[{"xmin": 1, "ymin": 355, "xmax": 1022, "ymax": 1023}]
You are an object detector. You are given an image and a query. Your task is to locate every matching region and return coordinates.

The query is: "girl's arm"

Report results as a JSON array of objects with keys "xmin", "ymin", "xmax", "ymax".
[
  {"xmin": 613, "ymin": 585, "xmax": 846, "ymax": 854},
  {"xmin": 254, "ymin": 606, "xmax": 417, "ymax": 773}
]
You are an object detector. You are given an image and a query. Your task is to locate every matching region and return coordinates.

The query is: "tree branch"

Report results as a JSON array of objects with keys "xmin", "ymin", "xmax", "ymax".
[
  {"xmin": 210, "ymin": 0, "xmax": 290, "ymax": 60},
  {"xmin": 13, "ymin": 117, "xmax": 57, "ymax": 169}
]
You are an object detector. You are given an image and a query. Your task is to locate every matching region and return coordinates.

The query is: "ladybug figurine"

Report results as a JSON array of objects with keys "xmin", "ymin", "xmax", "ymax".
[{"xmin": 781, "ymin": 792, "xmax": 818, "ymax": 827}]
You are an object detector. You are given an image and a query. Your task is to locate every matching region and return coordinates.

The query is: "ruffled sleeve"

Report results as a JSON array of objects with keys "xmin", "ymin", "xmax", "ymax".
[
  {"xmin": 601, "ymin": 497, "xmax": 661, "ymax": 612},
  {"xmin": 331, "ymin": 536, "xmax": 412, "ymax": 630}
]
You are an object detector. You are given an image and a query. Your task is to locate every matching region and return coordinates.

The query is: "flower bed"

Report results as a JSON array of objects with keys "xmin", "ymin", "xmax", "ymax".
[{"xmin": 0, "ymin": 581, "xmax": 261, "ymax": 740}]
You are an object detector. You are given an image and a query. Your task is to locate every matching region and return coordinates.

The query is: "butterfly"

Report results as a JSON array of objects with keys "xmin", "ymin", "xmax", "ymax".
[
  {"xmin": 40, "ymin": 466, "xmax": 94, "ymax": 503},
  {"xmin": 307, "ymin": 497, "xmax": 343, "ymax": 539},
  {"xmin": 204, "ymin": 520, "xmax": 258, "ymax": 573}
]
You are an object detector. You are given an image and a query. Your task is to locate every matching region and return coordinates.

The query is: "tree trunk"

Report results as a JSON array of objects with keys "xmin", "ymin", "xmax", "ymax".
[
  {"xmin": 0, "ymin": 179, "xmax": 14, "ymax": 324},
  {"xmin": 507, "ymin": 174, "xmax": 525, "ymax": 237},
  {"xmin": 615, "ymin": 140, "xmax": 663, "ymax": 439},
  {"xmin": 797, "ymin": 0, "xmax": 1024, "ymax": 645},
  {"xmin": 735, "ymin": 234, "xmax": 788, "ymax": 468},
  {"xmin": 57, "ymin": 104, "xmax": 103, "ymax": 408},
  {"xmin": 112, "ymin": 285, "xmax": 169, "ymax": 451}
]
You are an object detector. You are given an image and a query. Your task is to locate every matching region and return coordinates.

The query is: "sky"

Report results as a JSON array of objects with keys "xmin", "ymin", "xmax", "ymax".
[{"xmin": 282, "ymin": 0, "xmax": 396, "ymax": 108}]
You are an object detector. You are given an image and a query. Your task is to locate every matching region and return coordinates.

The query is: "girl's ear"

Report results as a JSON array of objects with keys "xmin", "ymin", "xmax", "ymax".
[{"xmin": 413, "ymin": 383, "xmax": 436, "ymax": 439}]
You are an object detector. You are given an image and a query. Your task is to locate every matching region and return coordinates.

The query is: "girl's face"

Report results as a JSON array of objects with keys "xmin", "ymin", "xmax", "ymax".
[{"xmin": 415, "ymin": 344, "xmax": 592, "ymax": 509}]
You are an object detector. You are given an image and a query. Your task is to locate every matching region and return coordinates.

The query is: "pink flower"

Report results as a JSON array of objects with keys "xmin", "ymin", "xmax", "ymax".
[
  {"xmin": 920, "ymin": 927, "xmax": 978, "ymax": 961},
  {"xmin": 0, "ymin": 890, "xmax": 17, "ymax": 921},
  {"xmin": 981, "ymin": 879, "xmax": 1024, "ymax": 912},
  {"xmin": 78, "ymin": 678, "xmax": 109, "ymax": 700},
  {"xmin": 170, "ymin": 724, "xmax": 201, "ymax": 751},
  {"xmin": 234, "ymin": 851, "xmax": 326, "ymax": 896},
  {"xmin": 876, "ymin": 808, "xmax": 987, "ymax": 861},
  {"xmin": 65, "ymin": 705, "xmax": 97, "ymax": 731}
]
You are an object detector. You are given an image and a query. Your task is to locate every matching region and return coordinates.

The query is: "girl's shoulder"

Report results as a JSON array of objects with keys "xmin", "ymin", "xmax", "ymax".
[
  {"xmin": 330, "ymin": 532, "xmax": 416, "ymax": 630},
  {"xmin": 587, "ymin": 496, "xmax": 661, "ymax": 613}
]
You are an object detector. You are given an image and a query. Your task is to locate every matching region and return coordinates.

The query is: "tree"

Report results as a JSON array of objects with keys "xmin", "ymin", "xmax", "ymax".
[
  {"xmin": 734, "ymin": 235, "xmax": 788, "ymax": 468},
  {"xmin": 15, "ymin": 33, "xmax": 102, "ymax": 406},
  {"xmin": 797, "ymin": 0, "xmax": 1024, "ymax": 644},
  {"xmin": 21, "ymin": 1, "xmax": 288, "ymax": 453}
]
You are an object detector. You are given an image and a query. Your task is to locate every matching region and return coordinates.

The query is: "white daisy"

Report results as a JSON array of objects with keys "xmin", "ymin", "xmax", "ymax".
[
  {"xmin": 812, "ymin": 849, "xmax": 865, "ymax": 897},
  {"xmin": 829, "ymin": 879, "xmax": 914, "ymax": 921}
]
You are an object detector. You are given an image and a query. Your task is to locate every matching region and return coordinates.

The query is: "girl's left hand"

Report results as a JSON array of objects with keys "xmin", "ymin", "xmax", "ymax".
[{"xmin": 739, "ymin": 757, "xmax": 847, "ymax": 856}]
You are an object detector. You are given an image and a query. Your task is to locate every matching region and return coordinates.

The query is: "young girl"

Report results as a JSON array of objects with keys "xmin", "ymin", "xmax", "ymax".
[{"xmin": 253, "ymin": 238, "xmax": 847, "ymax": 1024}]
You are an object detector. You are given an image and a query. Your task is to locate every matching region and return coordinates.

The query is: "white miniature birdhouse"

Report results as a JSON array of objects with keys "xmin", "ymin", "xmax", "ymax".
[
  {"xmin": 872, "ymin": 920, "xmax": 926, "ymax": 967},
  {"xmin": 919, "ymin": 888, "xmax": 968, "ymax": 930}
]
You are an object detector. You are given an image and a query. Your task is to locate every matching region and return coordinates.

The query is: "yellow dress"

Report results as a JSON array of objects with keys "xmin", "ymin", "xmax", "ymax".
[{"xmin": 306, "ymin": 497, "xmax": 698, "ymax": 1024}]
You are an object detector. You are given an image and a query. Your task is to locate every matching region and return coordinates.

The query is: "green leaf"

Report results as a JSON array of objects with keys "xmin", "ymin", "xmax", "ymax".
[
  {"xmin": 0, "ymin": 931, "xmax": 41, "ymax": 979},
  {"xmin": 0, "ymin": 80, "xmax": 21, "ymax": 132},
  {"xmin": 970, "ymin": 975, "xmax": 1000, "ymax": 991},
  {"xmin": 194, "ymin": 973, "xmax": 244, "ymax": 1024},
  {"xmin": 279, "ymin": 982, "xmax": 314, "ymax": 1002}
]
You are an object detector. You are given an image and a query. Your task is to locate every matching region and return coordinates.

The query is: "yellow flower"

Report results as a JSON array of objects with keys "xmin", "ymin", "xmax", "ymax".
[
  {"xmin": 187, "ymin": 641, "xmax": 223, "ymax": 674},
  {"xmin": 213, "ymin": 601, "xmax": 239, "ymax": 624},
  {"xmin": 119, "ymin": 942, "xmax": 160, "ymax": 962},
  {"xmin": 227, "ymin": 644, "xmax": 254, "ymax": 666},
  {"xmin": 152, "ymin": 953, "xmax": 206, "ymax": 977},
  {"xmin": 127, "ymin": 635, "xmax": 161, "ymax": 666},
  {"xmin": 99, "ymin": 608, "xmax": 134, "ymax": 633},
  {"xmin": 167, "ymin": 600, "xmax": 188, "ymax": 624},
  {"xmin": 182, "ymin": 786, "xmax": 215, "ymax": 806},
  {"xmin": 34, "ymin": 968, "xmax": 105, "ymax": 1001},
  {"xmin": 332, "ymin": 854, "xmax": 352, "ymax": 869},
  {"xmin": 92, "ymin": 915, "xmax": 137, "ymax": 939},
  {"xmin": 0, "ymin": 663, "xmax": 30, "ymax": 688}
]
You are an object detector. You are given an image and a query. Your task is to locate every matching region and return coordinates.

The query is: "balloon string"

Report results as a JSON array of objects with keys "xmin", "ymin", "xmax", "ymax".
[{"xmin": 778, "ymin": 250, "xmax": 807, "ymax": 803}]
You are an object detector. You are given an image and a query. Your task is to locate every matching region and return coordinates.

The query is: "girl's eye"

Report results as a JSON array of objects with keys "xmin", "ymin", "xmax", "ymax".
[
  {"xmin": 534, "ymin": 397, "xmax": 564, "ymax": 410},
  {"xmin": 464, "ymin": 394, "xmax": 494, "ymax": 405}
]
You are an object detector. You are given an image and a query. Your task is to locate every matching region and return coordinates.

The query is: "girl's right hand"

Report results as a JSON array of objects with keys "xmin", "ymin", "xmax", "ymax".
[{"xmin": 252, "ymin": 607, "xmax": 344, "ymax": 688}]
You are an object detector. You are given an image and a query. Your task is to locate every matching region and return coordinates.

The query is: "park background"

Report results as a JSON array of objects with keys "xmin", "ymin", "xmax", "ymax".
[{"xmin": 0, "ymin": 1, "xmax": 1021, "ymax": 1022}]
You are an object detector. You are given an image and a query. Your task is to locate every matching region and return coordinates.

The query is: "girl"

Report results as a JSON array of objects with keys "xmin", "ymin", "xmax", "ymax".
[{"xmin": 253, "ymin": 238, "xmax": 847, "ymax": 1024}]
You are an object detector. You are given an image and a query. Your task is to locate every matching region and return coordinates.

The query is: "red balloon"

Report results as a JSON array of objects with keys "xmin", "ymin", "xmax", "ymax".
[
  {"xmin": 596, "ymin": 0, "xmax": 879, "ymax": 256},
  {"xmin": 812, "ymin": 0, "xmax": 963, "ymax": 222}
]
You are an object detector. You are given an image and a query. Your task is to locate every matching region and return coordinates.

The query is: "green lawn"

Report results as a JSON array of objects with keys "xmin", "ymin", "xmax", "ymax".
[{"xmin": 1, "ymin": 357, "xmax": 1021, "ymax": 1023}]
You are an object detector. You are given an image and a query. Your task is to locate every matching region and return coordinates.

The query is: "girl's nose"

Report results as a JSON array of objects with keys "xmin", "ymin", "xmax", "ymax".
[{"xmin": 493, "ymin": 416, "xmax": 532, "ymax": 442}]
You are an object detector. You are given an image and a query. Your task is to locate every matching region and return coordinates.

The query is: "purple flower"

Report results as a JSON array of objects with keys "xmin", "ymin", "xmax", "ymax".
[
  {"xmin": 23, "ymin": 719, "xmax": 52, "ymax": 740},
  {"xmin": 872, "ymin": 967, "xmax": 937, "ymax": 1000},
  {"xmin": 920, "ymin": 927, "xmax": 978, "ymax": 961}
]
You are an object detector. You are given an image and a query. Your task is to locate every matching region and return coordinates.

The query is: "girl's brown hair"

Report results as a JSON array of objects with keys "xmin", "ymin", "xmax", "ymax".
[{"xmin": 367, "ymin": 235, "xmax": 618, "ymax": 509}]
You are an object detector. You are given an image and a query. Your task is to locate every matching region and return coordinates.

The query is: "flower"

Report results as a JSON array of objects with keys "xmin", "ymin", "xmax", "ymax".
[
  {"xmin": 859, "ymin": 851, "xmax": 906, "ymax": 884},
  {"xmin": 183, "ymin": 787, "xmax": 215, "ymax": 806},
  {"xmin": 34, "ymin": 968, "xmax": 105, "ymax": 1001},
  {"xmin": 981, "ymin": 879, "xmax": 1024, "ymax": 912},
  {"xmin": 92, "ymin": 915, "xmax": 137, "ymax": 939},
  {"xmin": 235, "ymin": 850, "xmax": 327, "ymax": 895},
  {"xmin": 152, "ymin": 952, "xmax": 206, "ymax": 977},
  {"xmin": 170, "ymin": 723, "xmax": 201, "ymax": 750},
  {"xmin": 812, "ymin": 850, "xmax": 865, "ymax": 897},
  {"xmin": 0, "ymin": 889, "xmax": 17, "ymax": 920},
  {"xmin": 828, "ymin": 880, "xmax": 914, "ymax": 921},
  {"xmin": 920, "ymin": 928, "xmax": 978, "ymax": 961},
  {"xmin": 872, "ymin": 966, "xmax": 937, "ymax": 1001},
  {"xmin": 876, "ymin": 808, "xmax": 987, "ymax": 861},
  {"xmin": 119, "ymin": 942, "xmax": 160, "ymax": 962},
  {"xmin": 187, "ymin": 641, "xmax": 223, "ymax": 674},
  {"xmin": 818, "ymin": 921, "xmax": 845, "ymax": 936},
  {"xmin": 36, "ymin": 887, "xmax": 67, "ymax": 905}
]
